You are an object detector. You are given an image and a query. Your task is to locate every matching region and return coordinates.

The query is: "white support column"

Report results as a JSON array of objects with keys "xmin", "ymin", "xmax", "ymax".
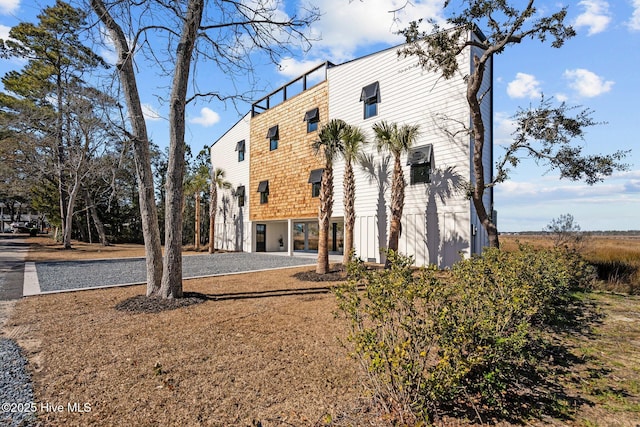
[{"xmin": 287, "ymin": 219, "xmax": 293, "ymax": 256}]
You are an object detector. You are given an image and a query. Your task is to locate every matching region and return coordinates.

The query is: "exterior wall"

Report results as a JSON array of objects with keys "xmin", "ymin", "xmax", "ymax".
[
  {"xmin": 209, "ymin": 32, "xmax": 493, "ymax": 266},
  {"xmin": 210, "ymin": 113, "xmax": 252, "ymax": 252},
  {"xmin": 249, "ymin": 82, "xmax": 328, "ymax": 222},
  {"xmin": 327, "ymin": 42, "xmax": 477, "ymax": 267}
]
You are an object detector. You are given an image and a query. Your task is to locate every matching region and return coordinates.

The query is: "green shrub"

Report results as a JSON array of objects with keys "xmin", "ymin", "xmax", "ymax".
[{"xmin": 334, "ymin": 246, "xmax": 596, "ymax": 423}]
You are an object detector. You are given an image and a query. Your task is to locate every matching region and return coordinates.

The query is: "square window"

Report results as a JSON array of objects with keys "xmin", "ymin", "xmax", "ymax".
[
  {"xmin": 266, "ymin": 125, "xmax": 279, "ymax": 151},
  {"xmin": 257, "ymin": 180, "xmax": 269, "ymax": 204},
  {"xmin": 407, "ymin": 145, "xmax": 433, "ymax": 185},
  {"xmin": 235, "ymin": 140, "xmax": 245, "ymax": 162},
  {"xmin": 308, "ymin": 168, "xmax": 323, "ymax": 198},
  {"xmin": 304, "ymin": 108, "xmax": 320, "ymax": 133},
  {"xmin": 361, "ymin": 82, "xmax": 379, "ymax": 120},
  {"xmin": 410, "ymin": 164, "xmax": 431, "ymax": 184},
  {"xmin": 364, "ymin": 100, "xmax": 377, "ymax": 119}
]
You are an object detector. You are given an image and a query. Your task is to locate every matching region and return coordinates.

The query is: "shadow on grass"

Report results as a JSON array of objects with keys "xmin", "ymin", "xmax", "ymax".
[{"xmin": 114, "ymin": 285, "xmax": 339, "ymax": 314}]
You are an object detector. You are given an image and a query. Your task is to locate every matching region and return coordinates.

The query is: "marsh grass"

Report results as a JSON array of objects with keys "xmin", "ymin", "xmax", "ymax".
[{"xmin": 502, "ymin": 235, "xmax": 640, "ymax": 295}]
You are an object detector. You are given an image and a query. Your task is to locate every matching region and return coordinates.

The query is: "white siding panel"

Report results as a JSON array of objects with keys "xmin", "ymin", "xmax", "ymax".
[
  {"xmin": 329, "ymin": 42, "xmax": 475, "ymax": 267},
  {"xmin": 210, "ymin": 113, "xmax": 252, "ymax": 252}
]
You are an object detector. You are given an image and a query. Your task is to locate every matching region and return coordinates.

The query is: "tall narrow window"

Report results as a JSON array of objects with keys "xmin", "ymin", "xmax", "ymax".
[
  {"xmin": 304, "ymin": 108, "xmax": 320, "ymax": 133},
  {"xmin": 266, "ymin": 125, "xmax": 279, "ymax": 151},
  {"xmin": 257, "ymin": 180, "xmax": 269, "ymax": 204},
  {"xmin": 236, "ymin": 185, "xmax": 245, "ymax": 207},
  {"xmin": 235, "ymin": 140, "xmax": 245, "ymax": 162},
  {"xmin": 407, "ymin": 144, "xmax": 433, "ymax": 185},
  {"xmin": 308, "ymin": 168, "xmax": 323, "ymax": 198},
  {"xmin": 360, "ymin": 81, "xmax": 379, "ymax": 119}
]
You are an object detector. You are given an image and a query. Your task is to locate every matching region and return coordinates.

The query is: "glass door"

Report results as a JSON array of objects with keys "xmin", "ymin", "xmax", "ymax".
[{"xmin": 256, "ymin": 224, "xmax": 266, "ymax": 252}]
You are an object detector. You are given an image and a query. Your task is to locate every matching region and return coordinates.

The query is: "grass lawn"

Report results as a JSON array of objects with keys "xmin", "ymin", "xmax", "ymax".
[{"xmin": 3, "ymin": 236, "xmax": 639, "ymax": 426}]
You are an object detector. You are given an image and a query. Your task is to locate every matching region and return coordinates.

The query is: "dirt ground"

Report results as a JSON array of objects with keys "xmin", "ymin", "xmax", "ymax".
[{"xmin": 3, "ymin": 238, "xmax": 640, "ymax": 426}]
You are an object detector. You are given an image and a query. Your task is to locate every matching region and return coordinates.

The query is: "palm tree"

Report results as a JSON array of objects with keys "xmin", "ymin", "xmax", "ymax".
[
  {"xmin": 184, "ymin": 164, "xmax": 210, "ymax": 251},
  {"xmin": 341, "ymin": 124, "xmax": 367, "ymax": 265},
  {"xmin": 372, "ymin": 120, "xmax": 420, "ymax": 267},
  {"xmin": 209, "ymin": 167, "xmax": 231, "ymax": 253},
  {"xmin": 312, "ymin": 119, "xmax": 347, "ymax": 274}
]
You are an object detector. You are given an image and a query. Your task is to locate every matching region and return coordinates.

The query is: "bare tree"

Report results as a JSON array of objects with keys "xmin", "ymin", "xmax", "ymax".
[
  {"xmin": 398, "ymin": 0, "xmax": 628, "ymax": 248},
  {"xmin": 88, "ymin": 0, "xmax": 319, "ymax": 297},
  {"xmin": 90, "ymin": 0, "xmax": 164, "ymax": 296}
]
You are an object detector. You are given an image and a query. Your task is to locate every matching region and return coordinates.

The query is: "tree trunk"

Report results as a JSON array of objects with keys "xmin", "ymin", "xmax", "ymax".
[
  {"xmin": 90, "ymin": 0, "xmax": 164, "ymax": 295},
  {"xmin": 160, "ymin": 0, "xmax": 204, "ymax": 298},
  {"xmin": 194, "ymin": 193, "xmax": 200, "ymax": 250},
  {"xmin": 84, "ymin": 189, "xmax": 110, "ymax": 246},
  {"xmin": 62, "ymin": 174, "xmax": 82, "ymax": 250},
  {"xmin": 56, "ymin": 69, "xmax": 69, "ymax": 249},
  {"xmin": 209, "ymin": 179, "xmax": 217, "ymax": 254},
  {"xmin": 317, "ymin": 166, "xmax": 333, "ymax": 274},
  {"xmin": 386, "ymin": 154, "xmax": 405, "ymax": 268},
  {"xmin": 467, "ymin": 55, "xmax": 499, "ymax": 248},
  {"xmin": 343, "ymin": 161, "xmax": 355, "ymax": 265}
]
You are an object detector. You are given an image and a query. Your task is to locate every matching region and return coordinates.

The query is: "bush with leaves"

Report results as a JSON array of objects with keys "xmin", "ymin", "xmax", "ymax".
[{"xmin": 335, "ymin": 246, "xmax": 596, "ymax": 423}]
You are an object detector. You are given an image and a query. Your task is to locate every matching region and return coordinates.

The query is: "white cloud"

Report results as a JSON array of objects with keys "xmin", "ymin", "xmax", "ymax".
[
  {"xmin": 494, "ymin": 112, "xmax": 517, "ymax": 146},
  {"xmin": 278, "ymin": 57, "xmax": 324, "ymax": 78},
  {"xmin": 190, "ymin": 107, "xmax": 220, "ymax": 127},
  {"xmin": 564, "ymin": 68, "xmax": 614, "ymax": 97},
  {"xmin": 141, "ymin": 104, "xmax": 162, "ymax": 121},
  {"xmin": 506, "ymin": 73, "xmax": 541, "ymax": 99},
  {"xmin": 0, "ymin": 24, "xmax": 10, "ymax": 40},
  {"xmin": 629, "ymin": 0, "xmax": 640, "ymax": 31},
  {"xmin": 298, "ymin": 0, "xmax": 444, "ymax": 64},
  {"xmin": 574, "ymin": 0, "xmax": 612, "ymax": 35},
  {"xmin": 0, "ymin": 0, "xmax": 19, "ymax": 15}
]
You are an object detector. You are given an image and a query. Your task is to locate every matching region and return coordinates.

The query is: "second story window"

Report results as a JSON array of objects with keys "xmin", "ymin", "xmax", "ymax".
[
  {"xmin": 267, "ymin": 125, "xmax": 279, "ymax": 151},
  {"xmin": 304, "ymin": 108, "xmax": 320, "ymax": 133},
  {"xmin": 360, "ymin": 81, "xmax": 379, "ymax": 119},
  {"xmin": 308, "ymin": 168, "xmax": 323, "ymax": 198},
  {"xmin": 257, "ymin": 180, "xmax": 269, "ymax": 204},
  {"xmin": 407, "ymin": 145, "xmax": 433, "ymax": 185},
  {"xmin": 235, "ymin": 140, "xmax": 245, "ymax": 162}
]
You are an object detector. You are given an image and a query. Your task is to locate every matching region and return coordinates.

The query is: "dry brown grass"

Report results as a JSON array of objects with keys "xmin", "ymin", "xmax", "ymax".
[
  {"xmin": 4, "ymin": 236, "xmax": 640, "ymax": 426},
  {"xmin": 502, "ymin": 234, "xmax": 640, "ymax": 294}
]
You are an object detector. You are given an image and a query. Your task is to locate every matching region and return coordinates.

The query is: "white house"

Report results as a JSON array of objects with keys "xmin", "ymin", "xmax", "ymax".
[{"xmin": 211, "ymin": 32, "xmax": 493, "ymax": 267}]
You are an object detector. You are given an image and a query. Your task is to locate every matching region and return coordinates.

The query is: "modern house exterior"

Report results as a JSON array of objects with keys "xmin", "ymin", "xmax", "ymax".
[{"xmin": 210, "ymin": 31, "xmax": 493, "ymax": 268}]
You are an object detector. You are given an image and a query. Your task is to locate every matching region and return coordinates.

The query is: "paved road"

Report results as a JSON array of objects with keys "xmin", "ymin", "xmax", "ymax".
[{"xmin": 0, "ymin": 235, "xmax": 27, "ymax": 301}]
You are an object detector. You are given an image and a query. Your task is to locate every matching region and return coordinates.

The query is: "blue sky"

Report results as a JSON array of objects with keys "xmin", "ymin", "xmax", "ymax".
[{"xmin": 1, "ymin": 0, "xmax": 639, "ymax": 231}]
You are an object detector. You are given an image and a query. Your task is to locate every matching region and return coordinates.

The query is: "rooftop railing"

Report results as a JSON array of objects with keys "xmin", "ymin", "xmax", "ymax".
[{"xmin": 251, "ymin": 61, "xmax": 334, "ymax": 117}]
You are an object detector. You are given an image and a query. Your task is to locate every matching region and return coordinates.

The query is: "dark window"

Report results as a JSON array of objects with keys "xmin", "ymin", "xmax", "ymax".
[
  {"xmin": 235, "ymin": 140, "xmax": 245, "ymax": 162},
  {"xmin": 407, "ymin": 145, "xmax": 433, "ymax": 185},
  {"xmin": 257, "ymin": 180, "xmax": 269, "ymax": 204},
  {"xmin": 311, "ymin": 182, "xmax": 321, "ymax": 197},
  {"xmin": 236, "ymin": 185, "xmax": 245, "ymax": 207},
  {"xmin": 308, "ymin": 168, "xmax": 323, "ymax": 198},
  {"xmin": 304, "ymin": 108, "xmax": 320, "ymax": 133},
  {"xmin": 360, "ymin": 81, "xmax": 379, "ymax": 119},
  {"xmin": 266, "ymin": 125, "xmax": 278, "ymax": 151}
]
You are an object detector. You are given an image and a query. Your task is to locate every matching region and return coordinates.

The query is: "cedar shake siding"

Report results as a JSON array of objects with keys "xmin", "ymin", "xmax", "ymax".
[{"xmin": 249, "ymin": 82, "xmax": 328, "ymax": 222}]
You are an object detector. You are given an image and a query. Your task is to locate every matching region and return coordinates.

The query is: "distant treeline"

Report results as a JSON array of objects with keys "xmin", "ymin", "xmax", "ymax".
[{"xmin": 504, "ymin": 230, "xmax": 640, "ymax": 236}]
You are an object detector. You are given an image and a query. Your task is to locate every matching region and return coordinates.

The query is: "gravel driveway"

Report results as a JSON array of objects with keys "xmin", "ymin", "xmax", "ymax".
[{"xmin": 34, "ymin": 252, "xmax": 318, "ymax": 293}]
